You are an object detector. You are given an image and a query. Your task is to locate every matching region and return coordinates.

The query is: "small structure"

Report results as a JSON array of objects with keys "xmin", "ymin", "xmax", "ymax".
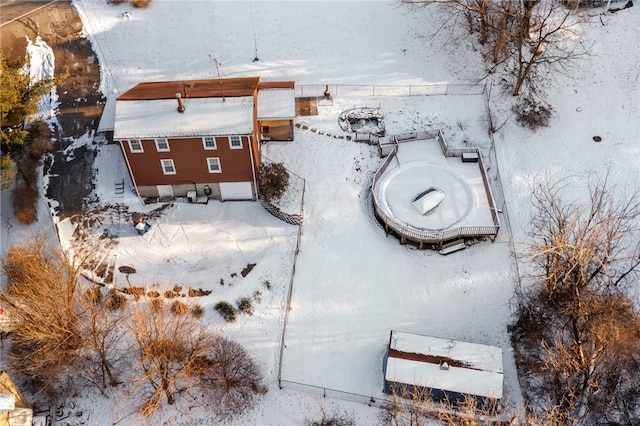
[
  {"xmin": 100, "ymin": 77, "xmax": 295, "ymax": 201},
  {"xmin": 383, "ymin": 330, "xmax": 503, "ymax": 408},
  {"xmin": 0, "ymin": 372, "xmax": 34, "ymax": 426},
  {"xmin": 257, "ymin": 81, "xmax": 296, "ymax": 141}
]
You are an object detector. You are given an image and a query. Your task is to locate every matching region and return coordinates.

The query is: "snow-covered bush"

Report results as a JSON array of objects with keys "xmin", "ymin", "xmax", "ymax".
[
  {"xmin": 258, "ymin": 162, "xmax": 290, "ymax": 203},
  {"xmin": 237, "ymin": 297, "xmax": 254, "ymax": 316},
  {"xmin": 215, "ymin": 301, "xmax": 237, "ymax": 322},
  {"xmin": 170, "ymin": 300, "xmax": 188, "ymax": 315},
  {"xmin": 513, "ymin": 98, "xmax": 553, "ymax": 130}
]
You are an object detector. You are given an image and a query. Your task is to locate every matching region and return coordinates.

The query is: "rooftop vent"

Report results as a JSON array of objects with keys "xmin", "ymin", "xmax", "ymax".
[{"xmin": 176, "ymin": 93, "xmax": 185, "ymax": 113}]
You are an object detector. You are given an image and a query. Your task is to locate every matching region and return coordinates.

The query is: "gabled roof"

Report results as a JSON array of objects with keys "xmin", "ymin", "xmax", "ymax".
[
  {"xmin": 117, "ymin": 77, "xmax": 261, "ymax": 101},
  {"xmin": 114, "ymin": 96, "xmax": 254, "ymax": 140},
  {"xmin": 385, "ymin": 330, "xmax": 503, "ymax": 399},
  {"xmin": 109, "ymin": 77, "xmax": 296, "ymax": 139}
]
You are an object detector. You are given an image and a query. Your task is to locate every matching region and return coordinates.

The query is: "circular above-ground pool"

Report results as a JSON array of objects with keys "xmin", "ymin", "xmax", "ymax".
[{"xmin": 376, "ymin": 161, "xmax": 475, "ymax": 232}]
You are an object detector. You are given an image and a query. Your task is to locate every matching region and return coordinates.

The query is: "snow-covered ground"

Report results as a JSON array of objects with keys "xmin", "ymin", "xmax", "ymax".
[
  {"xmin": 1, "ymin": 1, "xmax": 638, "ymax": 425},
  {"xmin": 25, "ymin": 36, "xmax": 58, "ymax": 122}
]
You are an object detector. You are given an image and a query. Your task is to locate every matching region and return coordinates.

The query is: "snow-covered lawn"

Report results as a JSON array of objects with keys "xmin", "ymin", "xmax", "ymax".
[
  {"xmin": 262, "ymin": 95, "xmax": 519, "ymax": 410},
  {"xmin": 1, "ymin": 0, "xmax": 638, "ymax": 425}
]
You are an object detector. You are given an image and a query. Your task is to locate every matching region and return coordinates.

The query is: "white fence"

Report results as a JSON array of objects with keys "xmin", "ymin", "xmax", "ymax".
[{"xmin": 296, "ymin": 83, "xmax": 486, "ymax": 98}]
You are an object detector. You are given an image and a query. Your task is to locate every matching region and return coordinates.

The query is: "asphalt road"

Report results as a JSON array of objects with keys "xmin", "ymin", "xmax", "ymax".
[
  {"xmin": 1, "ymin": 0, "xmax": 105, "ymax": 217},
  {"xmin": 0, "ymin": 0, "xmax": 64, "ymax": 27}
]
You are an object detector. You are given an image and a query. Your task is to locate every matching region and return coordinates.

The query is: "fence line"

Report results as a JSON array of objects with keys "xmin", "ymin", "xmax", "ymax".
[
  {"xmin": 280, "ymin": 379, "xmax": 385, "ymax": 407},
  {"xmin": 259, "ymin": 199, "xmax": 303, "ymax": 225},
  {"xmin": 280, "ymin": 378, "xmax": 516, "ymax": 423},
  {"xmin": 276, "ymin": 178, "xmax": 306, "ymax": 387},
  {"xmin": 483, "ymin": 83, "xmax": 525, "ymax": 298},
  {"xmin": 296, "ymin": 83, "xmax": 486, "ymax": 98}
]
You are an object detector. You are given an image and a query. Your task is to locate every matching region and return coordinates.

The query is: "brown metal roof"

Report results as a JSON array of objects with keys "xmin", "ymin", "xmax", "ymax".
[
  {"xmin": 258, "ymin": 80, "xmax": 295, "ymax": 90},
  {"xmin": 117, "ymin": 77, "xmax": 261, "ymax": 101}
]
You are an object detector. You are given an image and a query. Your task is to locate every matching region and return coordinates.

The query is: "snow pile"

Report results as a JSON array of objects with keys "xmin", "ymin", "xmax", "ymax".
[
  {"xmin": 26, "ymin": 36, "xmax": 54, "ymax": 83},
  {"xmin": 25, "ymin": 35, "xmax": 58, "ymax": 122}
]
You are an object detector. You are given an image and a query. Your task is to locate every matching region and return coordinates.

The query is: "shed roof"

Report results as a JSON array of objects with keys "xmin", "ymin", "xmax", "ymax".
[
  {"xmin": 258, "ymin": 88, "xmax": 295, "ymax": 120},
  {"xmin": 113, "ymin": 96, "xmax": 254, "ymax": 140},
  {"xmin": 385, "ymin": 330, "xmax": 503, "ymax": 399},
  {"xmin": 117, "ymin": 77, "xmax": 260, "ymax": 100}
]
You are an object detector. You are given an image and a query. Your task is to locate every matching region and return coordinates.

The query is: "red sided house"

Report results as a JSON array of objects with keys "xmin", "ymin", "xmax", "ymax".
[{"xmin": 111, "ymin": 77, "xmax": 295, "ymax": 201}]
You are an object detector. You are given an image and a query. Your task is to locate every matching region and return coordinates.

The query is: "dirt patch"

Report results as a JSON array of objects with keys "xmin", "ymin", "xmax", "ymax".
[{"xmin": 1, "ymin": 0, "xmax": 106, "ymax": 218}]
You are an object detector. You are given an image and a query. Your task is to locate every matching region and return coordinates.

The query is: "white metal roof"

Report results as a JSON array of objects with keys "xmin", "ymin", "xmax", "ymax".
[
  {"xmin": 257, "ymin": 88, "xmax": 295, "ymax": 120},
  {"xmin": 385, "ymin": 330, "xmax": 503, "ymax": 399},
  {"xmin": 97, "ymin": 94, "xmax": 116, "ymax": 132},
  {"xmin": 113, "ymin": 96, "xmax": 254, "ymax": 140},
  {"xmin": 0, "ymin": 393, "xmax": 15, "ymax": 411}
]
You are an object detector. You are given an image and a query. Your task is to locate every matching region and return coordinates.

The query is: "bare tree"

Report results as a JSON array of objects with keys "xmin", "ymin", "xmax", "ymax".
[
  {"xmin": 399, "ymin": 0, "xmax": 591, "ymax": 97},
  {"xmin": 128, "ymin": 301, "xmax": 216, "ymax": 416},
  {"xmin": 0, "ymin": 236, "xmax": 83, "ymax": 391},
  {"xmin": 197, "ymin": 336, "xmax": 266, "ymax": 419},
  {"xmin": 528, "ymin": 173, "xmax": 640, "ymax": 297},
  {"xmin": 510, "ymin": 1, "xmax": 589, "ymax": 96},
  {"xmin": 400, "ymin": 0, "xmax": 497, "ymax": 46},
  {"xmin": 78, "ymin": 287, "xmax": 128, "ymax": 389},
  {"xmin": 513, "ymin": 173, "xmax": 640, "ymax": 424},
  {"xmin": 128, "ymin": 301, "xmax": 265, "ymax": 419},
  {"xmin": 378, "ymin": 382, "xmax": 557, "ymax": 425}
]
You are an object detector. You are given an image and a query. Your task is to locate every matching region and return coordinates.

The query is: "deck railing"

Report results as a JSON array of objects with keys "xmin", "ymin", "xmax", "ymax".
[{"xmin": 371, "ymin": 131, "xmax": 500, "ymax": 247}]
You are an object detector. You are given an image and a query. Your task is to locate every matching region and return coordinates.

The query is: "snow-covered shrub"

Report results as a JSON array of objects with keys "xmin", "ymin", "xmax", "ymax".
[
  {"xmin": 27, "ymin": 121, "xmax": 53, "ymax": 160},
  {"xmin": 171, "ymin": 300, "xmax": 188, "ymax": 316},
  {"xmin": 237, "ymin": 297, "xmax": 254, "ymax": 316},
  {"xmin": 199, "ymin": 337, "xmax": 267, "ymax": 418},
  {"xmin": 12, "ymin": 185, "xmax": 38, "ymax": 224},
  {"xmin": 215, "ymin": 301, "xmax": 237, "ymax": 322},
  {"xmin": 305, "ymin": 408, "xmax": 356, "ymax": 426},
  {"xmin": 191, "ymin": 304, "xmax": 204, "ymax": 318},
  {"xmin": 513, "ymin": 98, "xmax": 553, "ymax": 131},
  {"xmin": 107, "ymin": 289, "xmax": 128, "ymax": 311},
  {"xmin": 258, "ymin": 162, "xmax": 289, "ymax": 203},
  {"xmin": 130, "ymin": 0, "xmax": 152, "ymax": 8},
  {"xmin": 149, "ymin": 297, "xmax": 163, "ymax": 312}
]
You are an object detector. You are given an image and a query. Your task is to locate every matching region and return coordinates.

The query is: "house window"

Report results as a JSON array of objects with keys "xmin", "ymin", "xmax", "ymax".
[
  {"xmin": 128, "ymin": 139, "xmax": 143, "ymax": 153},
  {"xmin": 207, "ymin": 157, "xmax": 222, "ymax": 173},
  {"xmin": 161, "ymin": 159, "xmax": 176, "ymax": 175},
  {"xmin": 155, "ymin": 138, "xmax": 170, "ymax": 152},
  {"xmin": 202, "ymin": 136, "xmax": 217, "ymax": 150},
  {"xmin": 229, "ymin": 135, "xmax": 242, "ymax": 149}
]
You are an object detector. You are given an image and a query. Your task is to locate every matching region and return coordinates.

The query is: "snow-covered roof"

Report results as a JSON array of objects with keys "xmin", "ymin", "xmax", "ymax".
[
  {"xmin": 97, "ymin": 94, "xmax": 116, "ymax": 133},
  {"xmin": 385, "ymin": 330, "xmax": 503, "ymax": 399},
  {"xmin": 258, "ymin": 88, "xmax": 295, "ymax": 120},
  {"xmin": 0, "ymin": 393, "xmax": 15, "ymax": 411},
  {"xmin": 113, "ymin": 96, "xmax": 254, "ymax": 139}
]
